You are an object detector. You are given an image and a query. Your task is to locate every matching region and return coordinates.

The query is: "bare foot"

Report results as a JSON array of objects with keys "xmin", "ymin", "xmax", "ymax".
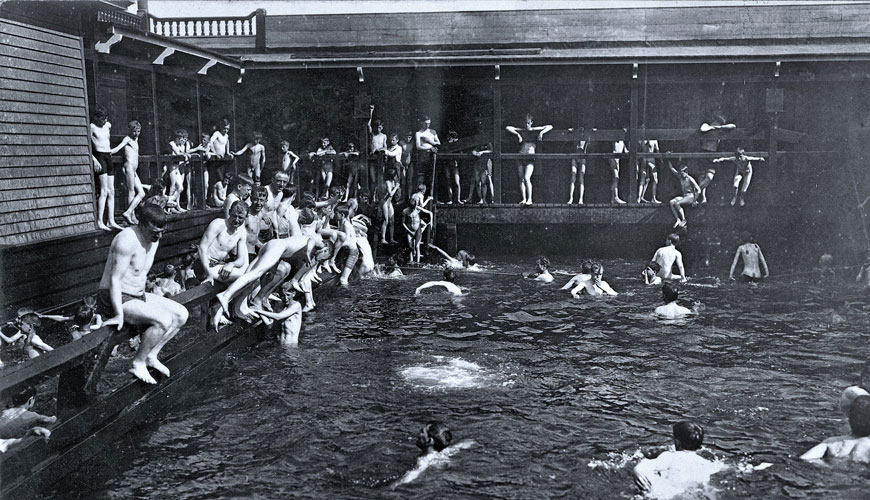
[
  {"xmin": 739, "ymin": 199, "xmax": 745, "ymax": 207},
  {"xmin": 302, "ymin": 303, "xmax": 315, "ymax": 313},
  {"xmin": 129, "ymin": 362, "xmax": 157, "ymax": 384},
  {"xmin": 146, "ymin": 357, "xmax": 170, "ymax": 377},
  {"xmin": 122, "ymin": 212, "xmax": 136, "ymax": 225},
  {"xmin": 380, "ymin": 239, "xmax": 389, "ymax": 245},
  {"xmin": 730, "ymin": 198, "xmax": 737, "ymax": 206},
  {"xmin": 109, "ymin": 221, "xmax": 125, "ymax": 230},
  {"xmin": 612, "ymin": 198, "xmax": 626, "ymax": 204},
  {"xmin": 215, "ymin": 292, "xmax": 230, "ymax": 313},
  {"xmin": 98, "ymin": 223, "xmax": 112, "ymax": 231},
  {"xmin": 211, "ymin": 304, "xmax": 226, "ymax": 331}
]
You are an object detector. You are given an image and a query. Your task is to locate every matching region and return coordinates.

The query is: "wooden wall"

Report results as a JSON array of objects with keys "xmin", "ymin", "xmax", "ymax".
[
  {"xmin": 0, "ymin": 18, "xmax": 96, "ymax": 246},
  {"xmin": 263, "ymin": 4, "xmax": 870, "ymax": 51}
]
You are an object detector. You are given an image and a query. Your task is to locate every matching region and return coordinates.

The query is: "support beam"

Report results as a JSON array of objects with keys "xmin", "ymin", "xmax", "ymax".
[
  {"xmin": 492, "ymin": 81, "xmax": 502, "ymax": 203},
  {"xmin": 152, "ymin": 47, "xmax": 175, "ymax": 65},
  {"xmin": 198, "ymin": 59, "xmax": 218, "ymax": 75},
  {"xmin": 628, "ymin": 65, "xmax": 639, "ymax": 203},
  {"xmin": 94, "ymin": 33, "xmax": 122, "ymax": 54}
]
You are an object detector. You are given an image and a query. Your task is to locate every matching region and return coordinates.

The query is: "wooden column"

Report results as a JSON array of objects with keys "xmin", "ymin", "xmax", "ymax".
[
  {"xmin": 231, "ymin": 89, "xmax": 238, "ymax": 175},
  {"xmin": 150, "ymin": 67, "xmax": 161, "ymax": 187},
  {"xmin": 492, "ymin": 80, "xmax": 502, "ymax": 203},
  {"xmin": 628, "ymin": 65, "xmax": 639, "ymax": 204}
]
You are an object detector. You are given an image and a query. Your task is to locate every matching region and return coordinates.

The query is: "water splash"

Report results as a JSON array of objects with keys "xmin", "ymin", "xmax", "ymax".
[{"xmin": 400, "ymin": 356, "xmax": 511, "ymax": 390}]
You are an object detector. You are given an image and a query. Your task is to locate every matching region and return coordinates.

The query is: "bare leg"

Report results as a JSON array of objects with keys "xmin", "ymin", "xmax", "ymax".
[
  {"xmin": 453, "ymin": 169, "xmax": 461, "ymax": 203},
  {"xmin": 637, "ymin": 166, "xmax": 649, "ymax": 203},
  {"xmin": 650, "ymin": 169, "xmax": 660, "ymax": 203},
  {"xmin": 105, "ymin": 176, "xmax": 124, "ymax": 229},
  {"xmin": 325, "ymin": 171, "xmax": 333, "ymax": 196},
  {"xmin": 252, "ymin": 262, "xmax": 291, "ymax": 308},
  {"xmin": 739, "ymin": 170, "xmax": 752, "ymax": 206},
  {"xmin": 517, "ymin": 163, "xmax": 527, "ymax": 204},
  {"xmin": 97, "ymin": 173, "xmax": 111, "ymax": 231},
  {"xmin": 568, "ymin": 161, "xmax": 577, "ymax": 203},
  {"xmin": 610, "ymin": 160, "xmax": 625, "ymax": 204},
  {"xmin": 524, "ymin": 163, "xmax": 535, "ymax": 205},
  {"xmin": 698, "ymin": 171, "xmax": 715, "ymax": 203}
]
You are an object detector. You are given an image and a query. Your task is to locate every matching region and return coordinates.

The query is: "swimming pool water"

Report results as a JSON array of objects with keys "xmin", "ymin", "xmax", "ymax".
[{"xmin": 53, "ymin": 259, "xmax": 870, "ymax": 499}]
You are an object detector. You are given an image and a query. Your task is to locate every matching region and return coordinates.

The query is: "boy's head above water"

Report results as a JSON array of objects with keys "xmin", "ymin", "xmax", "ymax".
[
  {"xmin": 443, "ymin": 268, "xmax": 457, "ymax": 282},
  {"xmin": 673, "ymin": 421, "xmax": 704, "ymax": 451},
  {"xmin": 662, "ymin": 283, "xmax": 679, "ymax": 303},
  {"xmin": 416, "ymin": 421, "xmax": 452, "ymax": 453}
]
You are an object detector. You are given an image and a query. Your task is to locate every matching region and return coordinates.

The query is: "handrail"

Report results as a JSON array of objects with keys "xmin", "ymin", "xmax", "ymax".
[{"xmin": 148, "ymin": 11, "xmax": 258, "ymax": 38}]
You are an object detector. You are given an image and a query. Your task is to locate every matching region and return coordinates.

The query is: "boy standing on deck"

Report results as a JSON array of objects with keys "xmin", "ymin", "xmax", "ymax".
[
  {"xmin": 651, "ymin": 233, "xmax": 687, "ymax": 282},
  {"xmin": 712, "ymin": 148, "xmax": 765, "ymax": 206},
  {"xmin": 234, "ymin": 131, "xmax": 266, "ymax": 185},
  {"xmin": 110, "ymin": 120, "xmax": 146, "ymax": 225},
  {"xmin": 729, "ymin": 232, "xmax": 769, "ymax": 282},
  {"xmin": 90, "ymin": 106, "xmax": 124, "ymax": 232},
  {"xmin": 666, "ymin": 158, "xmax": 702, "ymax": 229}
]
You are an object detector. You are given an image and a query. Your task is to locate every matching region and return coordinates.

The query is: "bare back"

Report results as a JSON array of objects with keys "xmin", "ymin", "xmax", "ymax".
[{"xmin": 201, "ymin": 218, "xmax": 245, "ymax": 263}]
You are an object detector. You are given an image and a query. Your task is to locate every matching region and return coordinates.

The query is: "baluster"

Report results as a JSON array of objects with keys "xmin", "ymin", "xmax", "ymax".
[
  {"xmin": 180, "ymin": 21, "xmax": 187, "ymax": 36},
  {"xmin": 235, "ymin": 20, "xmax": 242, "ymax": 35},
  {"xmin": 170, "ymin": 21, "xmax": 176, "ymax": 37},
  {"xmin": 251, "ymin": 18, "xmax": 256, "ymax": 36},
  {"xmin": 220, "ymin": 20, "xmax": 226, "ymax": 36},
  {"xmin": 195, "ymin": 20, "xmax": 201, "ymax": 36},
  {"xmin": 228, "ymin": 20, "xmax": 235, "ymax": 36}
]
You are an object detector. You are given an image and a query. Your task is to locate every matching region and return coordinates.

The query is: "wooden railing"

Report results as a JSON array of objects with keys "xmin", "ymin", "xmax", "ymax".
[{"xmin": 148, "ymin": 11, "xmax": 259, "ymax": 38}]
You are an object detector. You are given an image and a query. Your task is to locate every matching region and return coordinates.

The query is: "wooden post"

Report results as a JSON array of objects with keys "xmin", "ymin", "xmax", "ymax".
[
  {"xmin": 628, "ymin": 65, "xmax": 639, "ymax": 204},
  {"xmin": 196, "ymin": 77, "xmax": 206, "ymax": 208},
  {"xmin": 492, "ymin": 81, "xmax": 502, "ymax": 204},
  {"xmin": 151, "ymin": 67, "xmax": 161, "ymax": 185},
  {"xmin": 231, "ymin": 89, "xmax": 238, "ymax": 175},
  {"xmin": 255, "ymin": 9, "xmax": 266, "ymax": 52}
]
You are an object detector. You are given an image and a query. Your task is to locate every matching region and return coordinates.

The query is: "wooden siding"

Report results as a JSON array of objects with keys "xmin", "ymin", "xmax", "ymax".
[
  {"xmin": 0, "ymin": 18, "xmax": 96, "ymax": 246},
  {"xmin": 263, "ymin": 4, "xmax": 870, "ymax": 50}
]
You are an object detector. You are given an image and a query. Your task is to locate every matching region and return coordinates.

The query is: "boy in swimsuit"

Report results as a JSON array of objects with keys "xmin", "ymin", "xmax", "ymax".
[
  {"xmin": 506, "ymin": 113, "xmax": 553, "ymax": 206},
  {"xmin": 342, "ymin": 142, "xmax": 362, "ymax": 202},
  {"xmin": 567, "ymin": 129, "xmax": 590, "ymax": 204},
  {"xmin": 802, "ymin": 395, "xmax": 870, "ymax": 464},
  {"xmin": 729, "ymin": 232, "xmax": 769, "ymax": 282},
  {"xmin": 368, "ymin": 105, "xmax": 388, "ymax": 187},
  {"xmin": 712, "ymin": 148, "xmax": 765, "ymax": 206},
  {"xmin": 309, "ymin": 136, "xmax": 337, "ymax": 199},
  {"xmin": 90, "ymin": 106, "xmax": 123, "ymax": 231},
  {"xmin": 667, "ymin": 158, "xmax": 702, "ymax": 229},
  {"xmin": 637, "ymin": 136, "xmax": 661, "ymax": 204}
]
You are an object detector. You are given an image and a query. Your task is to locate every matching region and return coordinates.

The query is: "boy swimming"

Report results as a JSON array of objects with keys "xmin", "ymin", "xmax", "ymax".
[
  {"xmin": 643, "ymin": 261, "xmax": 663, "ymax": 285},
  {"xmin": 634, "ymin": 421, "xmax": 726, "ymax": 499},
  {"xmin": 393, "ymin": 421, "xmax": 473, "ymax": 488},
  {"xmin": 415, "ymin": 268, "xmax": 464, "ymax": 296},
  {"xmin": 654, "ymin": 283, "xmax": 699, "ymax": 319},
  {"xmin": 527, "ymin": 256, "xmax": 554, "ymax": 282},
  {"xmin": 801, "ymin": 395, "xmax": 870, "ymax": 464}
]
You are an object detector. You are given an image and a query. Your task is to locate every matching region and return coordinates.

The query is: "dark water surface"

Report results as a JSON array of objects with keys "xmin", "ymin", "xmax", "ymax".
[{"xmin": 52, "ymin": 259, "xmax": 870, "ymax": 499}]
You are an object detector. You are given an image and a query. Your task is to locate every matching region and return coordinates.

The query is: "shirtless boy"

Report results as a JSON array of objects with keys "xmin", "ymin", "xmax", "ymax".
[
  {"xmin": 280, "ymin": 140, "xmax": 300, "ymax": 181},
  {"xmin": 234, "ymin": 131, "xmax": 266, "ymax": 184},
  {"xmin": 561, "ymin": 259, "xmax": 593, "ymax": 290},
  {"xmin": 609, "ymin": 137, "xmax": 628, "ymax": 204},
  {"xmin": 667, "ymin": 158, "xmax": 702, "ymax": 229},
  {"xmin": 197, "ymin": 201, "xmax": 249, "ymax": 285},
  {"xmin": 224, "ymin": 173, "xmax": 254, "ymax": 219},
  {"xmin": 637, "ymin": 136, "xmax": 661, "ymax": 204},
  {"xmin": 505, "ymin": 113, "xmax": 553, "ymax": 206},
  {"xmin": 634, "ymin": 422, "xmax": 726, "ymax": 497},
  {"xmin": 729, "ymin": 232, "xmax": 769, "ymax": 282},
  {"xmin": 698, "ymin": 112, "xmax": 737, "ymax": 203},
  {"xmin": 97, "ymin": 204, "xmax": 189, "ymax": 384},
  {"xmin": 368, "ymin": 105, "xmax": 388, "ymax": 186},
  {"xmin": 654, "ymin": 283, "xmax": 697, "ymax": 319},
  {"xmin": 402, "ymin": 197, "xmax": 432, "ymax": 263},
  {"xmin": 415, "ymin": 115, "xmax": 441, "ymax": 188},
  {"xmin": 712, "ymin": 148, "xmax": 765, "ymax": 206},
  {"xmin": 90, "ymin": 106, "xmax": 123, "ymax": 231},
  {"xmin": 802, "ymin": 395, "xmax": 870, "ymax": 464},
  {"xmin": 110, "ymin": 121, "xmax": 145, "ymax": 225},
  {"xmin": 651, "ymin": 233, "xmax": 687, "ymax": 282}
]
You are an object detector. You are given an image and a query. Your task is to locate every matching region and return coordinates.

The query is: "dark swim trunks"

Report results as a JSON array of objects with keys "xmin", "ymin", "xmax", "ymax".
[
  {"xmin": 739, "ymin": 274, "xmax": 762, "ymax": 283},
  {"xmin": 96, "ymin": 288, "xmax": 146, "ymax": 317},
  {"xmin": 93, "ymin": 150, "xmax": 114, "ymax": 176}
]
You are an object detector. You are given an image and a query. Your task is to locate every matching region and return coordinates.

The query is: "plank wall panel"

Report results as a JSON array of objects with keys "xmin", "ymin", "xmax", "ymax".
[
  {"xmin": 265, "ymin": 4, "xmax": 870, "ymax": 49},
  {"xmin": 0, "ymin": 18, "xmax": 96, "ymax": 247}
]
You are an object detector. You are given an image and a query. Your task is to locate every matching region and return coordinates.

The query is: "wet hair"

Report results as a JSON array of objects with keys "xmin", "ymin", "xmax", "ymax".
[
  {"xmin": 740, "ymin": 231, "xmax": 753, "ymax": 243},
  {"xmin": 373, "ymin": 119, "xmax": 383, "ymax": 128},
  {"xmin": 298, "ymin": 207, "xmax": 317, "ymax": 226},
  {"xmin": 851, "ymin": 395, "xmax": 870, "ymax": 437},
  {"xmin": 580, "ymin": 259, "xmax": 593, "ymax": 274},
  {"xmin": 219, "ymin": 118, "xmax": 231, "ymax": 129},
  {"xmin": 667, "ymin": 233, "xmax": 680, "ymax": 245},
  {"xmin": 736, "ymin": 147, "xmax": 745, "ymax": 156},
  {"xmin": 147, "ymin": 178, "xmax": 167, "ymax": 198},
  {"xmin": 138, "ymin": 203, "xmax": 167, "ymax": 229},
  {"xmin": 646, "ymin": 261, "xmax": 661, "ymax": 273},
  {"xmin": 73, "ymin": 305, "xmax": 94, "ymax": 328},
  {"xmin": 235, "ymin": 173, "xmax": 254, "ymax": 187},
  {"xmin": 92, "ymin": 105, "xmax": 108, "ymax": 121},
  {"xmin": 673, "ymin": 421, "xmax": 704, "ymax": 451},
  {"xmin": 421, "ymin": 421, "xmax": 452, "ymax": 452},
  {"xmin": 537, "ymin": 256, "xmax": 550, "ymax": 270},
  {"xmin": 464, "ymin": 253, "xmax": 476, "ymax": 266},
  {"xmin": 252, "ymin": 131, "xmax": 263, "ymax": 141},
  {"xmin": 128, "ymin": 120, "xmax": 141, "ymax": 132},
  {"xmin": 223, "ymin": 172, "xmax": 235, "ymax": 185},
  {"xmin": 174, "ymin": 128, "xmax": 187, "ymax": 138},
  {"xmin": 443, "ymin": 268, "xmax": 457, "ymax": 282},
  {"xmin": 525, "ymin": 113, "xmax": 534, "ymax": 123},
  {"xmin": 416, "ymin": 184, "xmax": 426, "ymax": 193},
  {"xmin": 385, "ymin": 168, "xmax": 397, "ymax": 181},
  {"xmin": 662, "ymin": 282, "xmax": 679, "ymax": 303},
  {"xmin": 229, "ymin": 200, "xmax": 249, "ymax": 216},
  {"xmin": 590, "ymin": 262, "xmax": 603, "ymax": 276}
]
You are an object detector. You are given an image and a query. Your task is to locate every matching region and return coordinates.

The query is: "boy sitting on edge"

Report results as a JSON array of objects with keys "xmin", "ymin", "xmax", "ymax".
[
  {"xmin": 654, "ymin": 283, "xmax": 699, "ymax": 319},
  {"xmin": 802, "ymin": 394, "xmax": 870, "ymax": 464},
  {"xmin": 634, "ymin": 421, "xmax": 726, "ymax": 498}
]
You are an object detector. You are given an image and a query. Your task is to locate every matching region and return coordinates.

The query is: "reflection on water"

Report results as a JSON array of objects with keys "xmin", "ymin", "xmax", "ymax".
[{"xmin": 51, "ymin": 259, "xmax": 870, "ymax": 499}]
